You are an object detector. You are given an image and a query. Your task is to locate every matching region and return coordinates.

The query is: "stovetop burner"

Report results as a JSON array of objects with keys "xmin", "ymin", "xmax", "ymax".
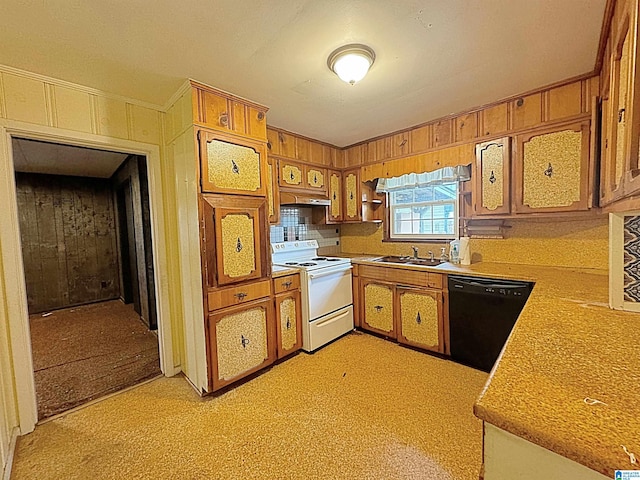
[
  {"xmin": 298, "ymin": 262, "xmax": 317, "ymax": 267},
  {"xmin": 285, "ymin": 262, "xmax": 299, "ymax": 265}
]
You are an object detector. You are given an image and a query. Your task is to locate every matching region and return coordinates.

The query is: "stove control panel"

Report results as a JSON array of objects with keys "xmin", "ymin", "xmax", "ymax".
[{"xmin": 271, "ymin": 240, "xmax": 319, "ymax": 252}]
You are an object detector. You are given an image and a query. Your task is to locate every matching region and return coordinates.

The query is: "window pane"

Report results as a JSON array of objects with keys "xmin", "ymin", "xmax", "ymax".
[
  {"xmin": 394, "ymin": 221, "xmax": 414, "ymax": 234},
  {"xmin": 433, "ymin": 219, "xmax": 447, "ymax": 234},
  {"xmin": 446, "ymin": 219, "xmax": 455, "ymax": 234},
  {"xmin": 432, "ymin": 204, "xmax": 446, "ymax": 218},
  {"xmin": 392, "ymin": 190, "xmax": 413, "ymax": 204},
  {"xmin": 394, "ymin": 207, "xmax": 412, "ymax": 222},
  {"xmin": 419, "ymin": 219, "xmax": 433, "ymax": 234},
  {"xmin": 414, "ymin": 187, "xmax": 433, "ymax": 203},
  {"xmin": 413, "ymin": 205, "xmax": 432, "ymax": 220}
]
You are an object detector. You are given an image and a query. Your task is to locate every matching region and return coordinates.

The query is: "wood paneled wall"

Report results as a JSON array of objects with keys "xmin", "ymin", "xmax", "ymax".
[{"xmin": 16, "ymin": 172, "xmax": 119, "ymax": 313}]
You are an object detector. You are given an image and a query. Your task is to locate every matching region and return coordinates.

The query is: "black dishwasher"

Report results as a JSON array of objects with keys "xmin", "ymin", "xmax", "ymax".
[{"xmin": 448, "ymin": 275, "xmax": 533, "ymax": 373}]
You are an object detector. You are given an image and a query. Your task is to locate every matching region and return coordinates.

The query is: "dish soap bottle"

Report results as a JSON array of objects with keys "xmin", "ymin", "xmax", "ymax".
[{"xmin": 449, "ymin": 239, "xmax": 460, "ymax": 264}]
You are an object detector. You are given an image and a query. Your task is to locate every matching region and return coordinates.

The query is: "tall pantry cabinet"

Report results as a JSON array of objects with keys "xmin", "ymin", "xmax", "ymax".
[{"xmin": 167, "ymin": 81, "xmax": 278, "ymax": 393}]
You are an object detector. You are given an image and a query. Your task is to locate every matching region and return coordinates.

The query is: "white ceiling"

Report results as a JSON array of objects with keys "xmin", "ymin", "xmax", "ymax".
[
  {"xmin": 0, "ymin": 1, "xmax": 606, "ymax": 146},
  {"xmin": 12, "ymin": 139, "xmax": 128, "ymax": 178}
]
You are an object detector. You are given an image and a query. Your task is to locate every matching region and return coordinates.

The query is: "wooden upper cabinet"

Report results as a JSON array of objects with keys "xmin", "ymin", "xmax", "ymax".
[
  {"xmin": 343, "ymin": 168, "xmax": 362, "ymax": 222},
  {"xmin": 433, "ymin": 119, "xmax": 453, "ymax": 147},
  {"xmin": 454, "ymin": 113, "xmax": 478, "ymax": 143},
  {"xmin": 278, "ymin": 159, "xmax": 304, "ymax": 189},
  {"xmin": 511, "ymin": 93, "xmax": 543, "ymax": 130},
  {"xmin": 474, "ymin": 137, "xmax": 511, "ymax": 215},
  {"xmin": 278, "ymin": 159, "xmax": 328, "ymax": 195},
  {"xmin": 266, "ymin": 129, "xmax": 280, "ymax": 156},
  {"xmin": 199, "ymin": 130, "xmax": 268, "ymax": 197},
  {"xmin": 305, "ymin": 166, "xmax": 328, "ymax": 193},
  {"xmin": 278, "ymin": 131, "xmax": 297, "ymax": 158},
  {"xmin": 480, "ymin": 103, "xmax": 509, "ymax": 137},
  {"xmin": 345, "ymin": 144, "xmax": 367, "ymax": 167},
  {"xmin": 201, "ymin": 195, "xmax": 270, "ymax": 288},
  {"xmin": 513, "ymin": 121, "xmax": 591, "ymax": 213},
  {"xmin": 266, "ymin": 157, "xmax": 280, "ymax": 224},
  {"xmin": 396, "ymin": 286, "xmax": 443, "ymax": 354},
  {"xmin": 328, "ymin": 170, "xmax": 343, "ymax": 222},
  {"xmin": 410, "ymin": 124, "xmax": 432, "ymax": 153},
  {"xmin": 195, "ymin": 85, "xmax": 267, "ymax": 141},
  {"xmin": 392, "ymin": 132, "xmax": 410, "ymax": 157}
]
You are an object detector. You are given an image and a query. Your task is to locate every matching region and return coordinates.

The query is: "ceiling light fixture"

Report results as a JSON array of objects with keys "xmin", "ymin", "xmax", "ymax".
[{"xmin": 327, "ymin": 44, "xmax": 375, "ymax": 85}]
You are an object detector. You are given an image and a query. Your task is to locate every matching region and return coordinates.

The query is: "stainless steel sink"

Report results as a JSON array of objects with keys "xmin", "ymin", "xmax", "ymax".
[{"xmin": 374, "ymin": 256, "xmax": 445, "ymax": 267}]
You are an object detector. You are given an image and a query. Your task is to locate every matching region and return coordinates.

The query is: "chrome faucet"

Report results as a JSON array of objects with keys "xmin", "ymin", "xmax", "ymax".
[
  {"xmin": 428, "ymin": 250, "xmax": 435, "ymax": 262},
  {"xmin": 411, "ymin": 246, "xmax": 419, "ymax": 259},
  {"xmin": 440, "ymin": 247, "xmax": 449, "ymax": 262}
]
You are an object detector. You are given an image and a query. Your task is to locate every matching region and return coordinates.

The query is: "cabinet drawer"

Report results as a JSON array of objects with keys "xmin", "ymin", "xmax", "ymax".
[
  {"xmin": 208, "ymin": 279, "xmax": 272, "ymax": 311},
  {"xmin": 427, "ymin": 273, "xmax": 443, "ymax": 289},
  {"xmin": 273, "ymin": 274, "xmax": 300, "ymax": 294},
  {"xmin": 359, "ymin": 265, "xmax": 429, "ymax": 286}
]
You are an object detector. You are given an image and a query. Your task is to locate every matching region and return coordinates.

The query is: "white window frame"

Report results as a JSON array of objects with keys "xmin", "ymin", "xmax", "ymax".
[{"xmin": 388, "ymin": 182, "xmax": 459, "ymax": 241}]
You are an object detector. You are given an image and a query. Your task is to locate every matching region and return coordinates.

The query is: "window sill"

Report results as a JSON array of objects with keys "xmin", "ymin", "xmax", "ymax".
[{"xmin": 382, "ymin": 238, "xmax": 453, "ymax": 244}]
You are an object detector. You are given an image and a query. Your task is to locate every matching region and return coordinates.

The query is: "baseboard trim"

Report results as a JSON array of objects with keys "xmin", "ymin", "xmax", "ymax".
[{"xmin": 2, "ymin": 427, "xmax": 19, "ymax": 480}]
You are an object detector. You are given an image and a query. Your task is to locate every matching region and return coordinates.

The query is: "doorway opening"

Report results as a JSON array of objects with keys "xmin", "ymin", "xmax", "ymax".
[{"xmin": 12, "ymin": 138, "xmax": 161, "ymax": 420}]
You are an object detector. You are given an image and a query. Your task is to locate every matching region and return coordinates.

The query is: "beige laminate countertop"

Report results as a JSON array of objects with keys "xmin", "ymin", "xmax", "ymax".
[
  {"xmin": 271, "ymin": 265, "xmax": 299, "ymax": 278},
  {"xmin": 351, "ymin": 257, "xmax": 640, "ymax": 477}
]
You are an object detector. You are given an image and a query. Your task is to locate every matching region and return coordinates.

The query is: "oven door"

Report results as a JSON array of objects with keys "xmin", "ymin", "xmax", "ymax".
[{"xmin": 306, "ymin": 265, "xmax": 353, "ymax": 320}]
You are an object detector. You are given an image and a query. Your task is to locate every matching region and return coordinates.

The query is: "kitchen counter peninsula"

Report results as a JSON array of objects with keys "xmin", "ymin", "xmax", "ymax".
[{"xmin": 350, "ymin": 257, "xmax": 639, "ymax": 477}]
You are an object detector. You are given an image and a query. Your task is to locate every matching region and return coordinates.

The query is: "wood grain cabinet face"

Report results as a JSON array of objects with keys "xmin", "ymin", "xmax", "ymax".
[
  {"xmin": 514, "ymin": 121, "xmax": 591, "ymax": 213},
  {"xmin": 201, "ymin": 196, "xmax": 269, "ymax": 288},
  {"xmin": 208, "ymin": 298, "xmax": 275, "ymax": 390},
  {"xmin": 198, "ymin": 89, "xmax": 267, "ymax": 141},
  {"xmin": 343, "ymin": 169, "xmax": 362, "ymax": 222},
  {"xmin": 305, "ymin": 167, "xmax": 327, "ymax": 193},
  {"xmin": 275, "ymin": 290, "xmax": 302, "ymax": 359},
  {"xmin": 266, "ymin": 157, "xmax": 280, "ymax": 224},
  {"xmin": 199, "ymin": 131, "xmax": 268, "ymax": 197},
  {"xmin": 474, "ymin": 137, "xmax": 511, "ymax": 215},
  {"xmin": 396, "ymin": 287, "xmax": 443, "ymax": 353},
  {"xmin": 361, "ymin": 280, "xmax": 395, "ymax": 338},
  {"xmin": 328, "ymin": 170, "xmax": 343, "ymax": 222},
  {"xmin": 278, "ymin": 160, "xmax": 304, "ymax": 188}
]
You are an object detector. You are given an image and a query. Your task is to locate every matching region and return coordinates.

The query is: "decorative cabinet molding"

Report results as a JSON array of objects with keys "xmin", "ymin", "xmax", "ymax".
[
  {"xmin": 514, "ymin": 121, "xmax": 591, "ymax": 213},
  {"xmin": 396, "ymin": 286, "xmax": 443, "ymax": 354},
  {"xmin": 277, "ymin": 159, "xmax": 328, "ymax": 196},
  {"xmin": 474, "ymin": 137, "xmax": 511, "ymax": 215},
  {"xmin": 201, "ymin": 195, "xmax": 270, "ymax": 288},
  {"xmin": 199, "ymin": 130, "xmax": 268, "ymax": 197},
  {"xmin": 306, "ymin": 167, "xmax": 327, "ymax": 192},
  {"xmin": 361, "ymin": 280, "xmax": 396, "ymax": 338},
  {"xmin": 207, "ymin": 298, "xmax": 276, "ymax": 390},
  {"xmin": 278, "ymin": 160, "xmax": 304, "ymax": 188}
]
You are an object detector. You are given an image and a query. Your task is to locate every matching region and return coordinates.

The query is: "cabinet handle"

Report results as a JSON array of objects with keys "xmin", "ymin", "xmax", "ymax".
[
  {"xmin": 234, "ymin": 292, "xmax": 248, "ymax": 301},
  {"xmin": 286, "ymin": 316, "xmax": 291, "ymax": 329},
  {"xmin": 267, "ymin": 141, "xmax": 272, "ymax": 150},
  {"xmin": 231, "ymin": 159, "xmax": 240, "ymax": 175},
  {"xmin": 489, "ymin": 171, "xmax": 496, "ymax": 184},
  {"xmin": 399, "ymin": 139, "xmax": 407, "ymax": 147},
  {"xmin": 313, "ymin": 173, "xmax": 318, "ymax": 184},
  {"xmin": 374, "ymin": 305, "xmax": 384, "ymax": 312},
  {"xmin": 619, "ymin": 108, "xmax": 626, "ymax": 123},
  {"xmin": 350, "ymin": 192, "xmax": 354, "ymax": 200},
  {"xmin": 236, "ymin": 237, "xmax": 243, "ymax": 252},
  {"xmin": 282, "ymin": 280, "xmax": 292, "ymax": 289},
  {"xmin": 416, "ymin": 312, "xmax": 422, "ymax": 324},
  {"xmin": 241, "ymin": 335, "xmax": 250, "ymax": 348},
  {"xmin": 220, "ymin": 113, "xmax": 229, "ymax": 126},
  {"xmin": 544, "ymin": 163, "xmax": 553, "ymax": 178}
]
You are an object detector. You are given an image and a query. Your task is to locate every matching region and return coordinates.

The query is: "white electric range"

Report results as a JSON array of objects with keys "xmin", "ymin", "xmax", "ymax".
[{"xmin": 271, "ymin": 240, "xmax": 354, "ymax": 352}]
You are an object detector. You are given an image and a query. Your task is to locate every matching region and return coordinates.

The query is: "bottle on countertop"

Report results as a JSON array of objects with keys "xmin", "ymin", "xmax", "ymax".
[{"xmin": 449, "ymin": 239, "xmax": 460, "ymax": 264}]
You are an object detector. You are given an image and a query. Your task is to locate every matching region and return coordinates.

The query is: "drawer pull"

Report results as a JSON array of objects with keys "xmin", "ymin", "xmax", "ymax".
[
  {"xmin": 282, "ymin": 280, "xmax": 292, "ymax": 289},
  {"xmin": 286, "ymin": 316, "xmax": 291, "ymax": 330},
  {"xmin": 236, "ymin": 237, "xmax": 243, "ymax": 252},
  {"xmin": 544, "ymin": 163, "xmax": 553, "ymax": 178},
  {"xmin": 416, "ymin": 312, "xmax": 422, "ymax": 324},
  {"xmin": 374, "ymin": 305, "xmax": 384, "ymax": 312},
  {"xmin": 333, "ymin": 192, "xmax": 337, "ymax": 200},
  {"xmin": 241, "ymin": 335, "xmax": 250, "ymax": 348},
  {"xmin": 234, "ymin": 292, "xmax": 248, "ymax": 301},
  {"xmin": 231, "ymin": 159, "xmax": 240, "ymax": 175},
  {"xmin": 489, "ymin": 171, "xmax": 496, "ymax": 184},
  {"xmin": 220, "ymin": 113, "xmax": 228, "ymax": 126}
]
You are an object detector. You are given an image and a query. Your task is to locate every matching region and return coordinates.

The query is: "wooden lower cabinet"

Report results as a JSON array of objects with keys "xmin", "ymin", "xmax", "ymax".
[
  {"xmin": 361, "ymin": 279, "xmax": 396, "ymax": 338},
  {"xmin": 396, "ymin": 286, "xmax": 444, "ymax": 353},
  {"xmin": 207, "ymin": 297, "xmax": 276, "ymax": 391},
  {"xmin": 275, "ymin": 290, "xmax": 302, "ymax": 359}
]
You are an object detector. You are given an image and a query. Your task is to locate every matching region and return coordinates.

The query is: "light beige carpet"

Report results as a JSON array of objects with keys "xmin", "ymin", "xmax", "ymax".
[{"xmin": 12, "ymin": 332, "xmax": 487, "ymax": 480}]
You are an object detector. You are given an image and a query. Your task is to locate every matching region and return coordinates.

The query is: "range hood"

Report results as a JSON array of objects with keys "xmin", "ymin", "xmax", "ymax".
[{"xmin": 279, "ymin": 191, "xmax": 331, "ymax": 206}]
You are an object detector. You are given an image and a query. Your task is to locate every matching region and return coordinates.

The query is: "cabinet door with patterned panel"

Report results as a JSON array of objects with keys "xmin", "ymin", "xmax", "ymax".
[
  {"xmin": 474, "ymin": 137, "xmax": 510, "ymax": 215},
  {"xmin": 199, "ymin": 130, "xmax": 268, "ymax": 197},
  {"xmin": 328, "ymin": 170, "xmax": 343, "ymax": 222},
  {"xmin": 275, "ymin": 290, "xmax": 302, "ymax": 359},
  {"xmin": 343, "ymin": 168, "xmax": 362, "ymax": 222},
  {"xmin": 305, "ymin": 166, "xmax": 328, "ymax": 194},
  {"xmin": 266, "ymin": 157, "xmax": 280, "ymax": 224},
  {"xmin": 514, "ymin": 121, "xmax": 591, "ymax": 213},
  {"xmin": 208, "ymin": 297, "xmax": 276, "ymax": 391},
  {"xmin": 396, "ymin": 286, "xmax": 443, "ymax": 353},
  {"xmin": 278, "ymin": 159, "xmax": 304, "ymax": 189},
  {"xmin": 203, "ymin": 195, "xmax": 269, "ymax": 287},
  {"xmin": 360, "ymin": 279, "xmax": 395, "ymax": 338}
]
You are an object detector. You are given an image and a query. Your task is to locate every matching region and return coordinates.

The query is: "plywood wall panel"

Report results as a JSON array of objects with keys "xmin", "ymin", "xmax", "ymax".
[
  {"xmin": 129, "ymin": 104, "xmax": 161, "ymax": 144},
  {"xmin": 511, "ymin": 93, "xmax": 543, "ymax": 130},
  {"xmin": 481, "ymin": 103, "xmax": 509, "ymax": 136},
  {"xmin": 52, "ymin": 85, "xmax": 92, "ymax": 133},
  {"xmin": 94, "ymin": 96, "xmax": 129, "ymax": 139},
  {"xmin": 547, "ymin": 82, "xmax": 584, "ymax": 121},
  {"xmin": 2, "ymin": 73, "xmax": 48, "ymax": 126}
]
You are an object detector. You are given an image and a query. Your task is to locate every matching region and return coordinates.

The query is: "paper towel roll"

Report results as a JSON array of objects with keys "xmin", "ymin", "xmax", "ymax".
[{"xmin": 459, "ymin": 236, "xmax": 471, "ymax": 265}]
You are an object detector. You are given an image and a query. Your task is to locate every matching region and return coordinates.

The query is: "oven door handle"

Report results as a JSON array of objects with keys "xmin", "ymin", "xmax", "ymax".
[
  {"xmin": 312, "ymin": 308, "xmax": 352, "ymax": 326},
  {"xmin": 307, "ymin": 265, "xmax": 352, "ymax": 279}
]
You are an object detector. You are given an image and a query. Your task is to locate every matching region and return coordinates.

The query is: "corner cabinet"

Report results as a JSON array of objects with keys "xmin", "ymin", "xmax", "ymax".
[
  {"xmin": 201, "ymin": 195, "xmax": 270, "ymax": 287},
  {"xmin": 207, "ymin": 298, "xmax": 276, "ymax": 391},
  {"xmin": 474, "ymin": 137, "xmax": 511, "ymax": 215},
  {"xmin": 396, "ymin": 286, "xmax": 444, "ymax": 354},
  {"xmin": 513, "ymin": 121, "xmax": 591, "ymax": 213},
  {"xmin": 199, "ymin": 130, "xmax": 269, "ymax": 197}
]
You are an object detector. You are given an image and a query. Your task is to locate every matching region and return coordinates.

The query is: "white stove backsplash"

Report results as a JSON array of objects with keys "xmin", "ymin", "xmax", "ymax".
[{"xmin": 270, "ymin": 206, "xmax": 340, "ymax": 249}]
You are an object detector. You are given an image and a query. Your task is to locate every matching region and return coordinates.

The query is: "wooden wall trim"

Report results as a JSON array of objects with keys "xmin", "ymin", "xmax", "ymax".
[
  {"xmin": 594, "ymin": 0, "xmax": 618, "ymax": 73},
  {"xmin": 267, "ymin": 125, "xmax": 340, "ymax": 149},
  {"xmin": 189, "ymin": 80, "xmax": 269, "ymax": 113}
]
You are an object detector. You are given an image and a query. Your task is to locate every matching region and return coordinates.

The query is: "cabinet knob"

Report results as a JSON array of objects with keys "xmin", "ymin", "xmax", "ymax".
[
  {"xmin": 286, "ymin": 317, "xmax": 291, "ymax": 329},
  {"xmin": 220, "ymin": 113, "xmax": 229, "ymax": 126},
  {"xmin": 544, "ymin": 163, "xmax": 553, "ymax": 178},
  {"xmin": 399, "ymin": 139, "xmax": 407, "ymax": 147},
  {"xmin": 231, "ymin": 159, "xmax": 240, "ymax": 175},
  {"xmin": 619, "ymin": 108, "xmax": 626, "ymax": 123},
  {"xmin": 236, "ymin": 237, "xmax": 243, "ymax": 252},
  {"xmin": 374, "ymin": 305, "xmax": 384, "ymax": 312},
  {"xmin": 257, "ymin": 111, "xmax": 265, "ymax": 121},
  {"xmin": 267, "ymin": 141, "xmax": 272, "ymax": 150},
  {"xmin": 282, "ymin": 280, "xmax": 292, "ymax": 289},
  {"xmin": 489, "ymin": 171, "xmax": 496, "ymax": 184},
  {"xmin": 416, "ymin": 312, "xmax": 422, "ymax": 324},
  {"xmin": 241, "ymin": 335, "xmax": 250, "ymax": 348},
  {"xmin": 234, "ymin": 292, "xmax": 248, "ymax": 301}
]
